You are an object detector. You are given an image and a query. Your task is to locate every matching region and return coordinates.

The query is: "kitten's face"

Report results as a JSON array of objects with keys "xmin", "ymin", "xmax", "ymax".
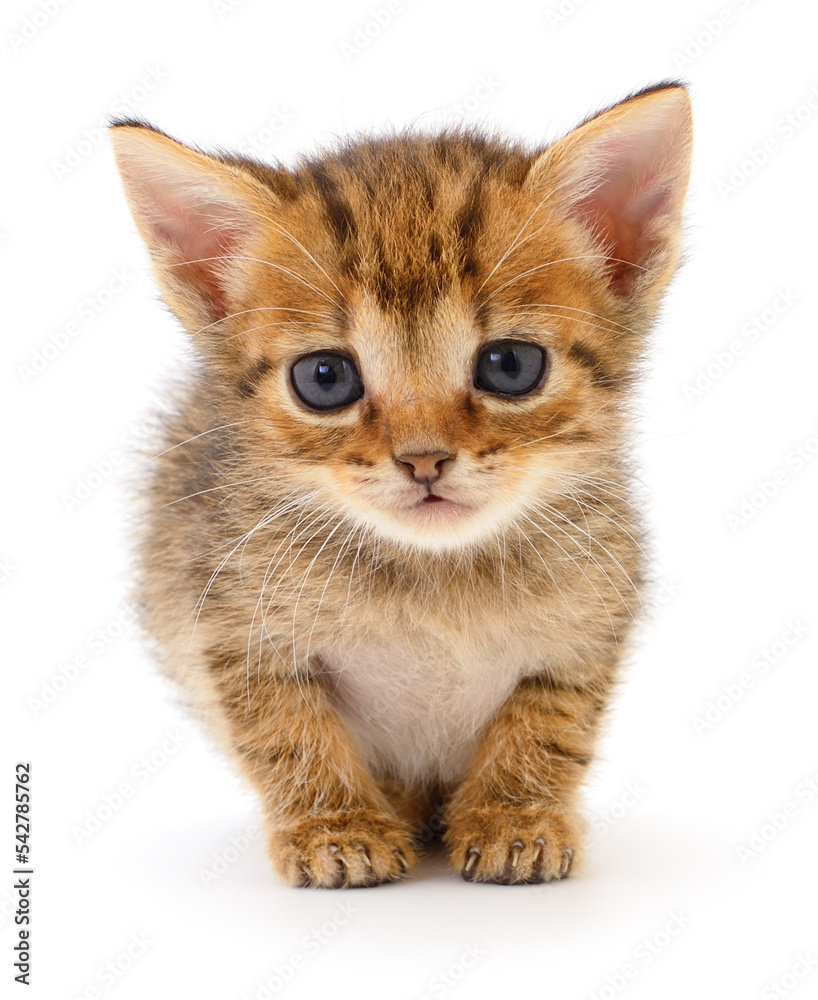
[
  {"xmin": 214, "ymin": 147, "xmax": 629, "ymax": 553},
  {"xmin": 236, "ymin": 228, "xmax": 615, "ymax": 553},
  {"xmin": 111, "ymin": 88, "xmax": 691, "ymax": 553}
]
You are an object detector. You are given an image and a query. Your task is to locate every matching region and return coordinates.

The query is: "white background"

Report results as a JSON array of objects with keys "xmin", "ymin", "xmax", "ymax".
[{"xmin": 4, "ymin": 0, "xmax": 817, "ymax": 997}]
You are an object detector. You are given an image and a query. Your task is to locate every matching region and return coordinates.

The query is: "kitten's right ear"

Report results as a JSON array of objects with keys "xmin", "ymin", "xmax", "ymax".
[
  {"xmin": 110, "ymin": 121, "xmax": 273, "ymax": 332},
  {"xmin": 526, "ymin": 83, "xmax": 693, "ymax": 305}
]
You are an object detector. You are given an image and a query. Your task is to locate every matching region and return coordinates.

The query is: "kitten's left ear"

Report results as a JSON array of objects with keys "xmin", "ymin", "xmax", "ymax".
[
  {"xmin": 110, "ymin": 121, "xmax": 275, "ymax": 333},
  {"xmin": 527, "ymin": 83, "xmax": 693, "ymax": 300}
]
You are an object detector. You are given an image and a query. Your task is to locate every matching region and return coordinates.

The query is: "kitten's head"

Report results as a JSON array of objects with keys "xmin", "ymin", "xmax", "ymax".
[{"xmin": 111, "ymin": 84, "xmax": 691, "ymax": 553}]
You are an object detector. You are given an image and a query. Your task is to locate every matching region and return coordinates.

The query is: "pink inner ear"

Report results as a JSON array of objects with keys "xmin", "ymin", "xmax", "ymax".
[
  {"xmin": 570, "ymin": 130, "xmax": 680, "ymax": 294},
  {"xmin": 154, "ymin": 200, "xmax": 240, "ymax": 260},
  {"xmin": 147, "ymin": 186, "xmax": 251, "ymax": 320}
]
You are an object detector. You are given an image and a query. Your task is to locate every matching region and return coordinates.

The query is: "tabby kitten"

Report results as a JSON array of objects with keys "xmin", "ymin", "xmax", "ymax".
[{"xmin": 111, "ymin": 82, "xmax": 692, "ymax": 887}]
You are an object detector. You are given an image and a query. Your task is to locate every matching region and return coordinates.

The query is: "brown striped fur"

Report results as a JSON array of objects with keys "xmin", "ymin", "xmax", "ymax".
[{"xmin": 111, "ymin": 83, "xmax": 692, "ymax": 886}]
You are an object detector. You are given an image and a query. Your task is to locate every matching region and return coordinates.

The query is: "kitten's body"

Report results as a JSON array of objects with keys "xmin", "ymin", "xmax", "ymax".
[{"xmin": 113, "ymin": 84, "xmax": 690, "ymax": 886}]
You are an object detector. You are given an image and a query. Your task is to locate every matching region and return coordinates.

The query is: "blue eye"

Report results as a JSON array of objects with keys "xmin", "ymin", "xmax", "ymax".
[
  {"xmin": 290, "ymin": 352, "xmax": 364, "ymax": 411},
  {"xmin": 474, "ymin": 340, "xmax": 547, "ymax": 396}
]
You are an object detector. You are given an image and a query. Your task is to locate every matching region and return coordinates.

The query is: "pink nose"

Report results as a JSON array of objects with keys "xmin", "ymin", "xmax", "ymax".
[{"xmin": 396, "ymin": 451, "xmax": 453, "ymax": 485}]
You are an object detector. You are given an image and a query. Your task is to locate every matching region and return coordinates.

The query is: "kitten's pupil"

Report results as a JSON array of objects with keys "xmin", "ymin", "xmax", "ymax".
[
  {"xmin": 499, "ymin": 351, "xmax": 519, "ymax": 378},
  {"xmin": 316, "ymin": 362, "xmax": 336, "ymax": 390}
]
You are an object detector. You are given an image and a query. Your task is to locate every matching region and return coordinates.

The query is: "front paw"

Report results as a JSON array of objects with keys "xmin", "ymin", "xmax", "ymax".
[
  {"xmin": 269, "ymin": 808, "xmax": 418, "ymax": 888},
  {"xmin": 444, "ymin": 804, "xmax": 580, "ymax": 884}
]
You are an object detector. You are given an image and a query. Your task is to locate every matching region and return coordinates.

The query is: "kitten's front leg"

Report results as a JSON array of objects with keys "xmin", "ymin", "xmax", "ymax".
[
  {"xmin": 211, "ymin": 665, "xmax": 417, "ymax": 888},
  {"xmin": 444, "ymin": 673, "xmax": 608, "ymax": 884}
]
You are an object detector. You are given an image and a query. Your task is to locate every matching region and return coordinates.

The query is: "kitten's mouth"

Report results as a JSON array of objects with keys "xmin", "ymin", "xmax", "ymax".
[{"xmin": 410, "ymin": 493, "xmax": 470, "ymax": 519}]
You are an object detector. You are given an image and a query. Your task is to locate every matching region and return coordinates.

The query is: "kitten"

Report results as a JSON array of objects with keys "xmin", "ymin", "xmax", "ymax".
[{"xmin": 110, "ymin": 81, "xmax": 692, "ymax": 887}]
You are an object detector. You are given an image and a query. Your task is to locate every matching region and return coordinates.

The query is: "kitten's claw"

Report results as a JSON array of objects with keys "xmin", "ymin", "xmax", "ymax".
[
  {"xmin": 295, "ymin": 860, "xmax": 314, "ymax": 888},
  {"xmin": 559, "ymin": 846, "xmax": 574, "ymax": 879},
  {"xmin": 355, "ymin": 844, "xmax": 372, "ymax": 868},
  {"xmin": 532, "ymin": 837, "xmax": 547, "ymax": 880},
  {"xmin": 463, "ymin": 847, "xmax": 481, "ymax": 879}
]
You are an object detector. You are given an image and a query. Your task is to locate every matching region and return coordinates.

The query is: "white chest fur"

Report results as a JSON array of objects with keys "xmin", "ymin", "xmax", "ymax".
[{"xmin": 318, "ymin": 624, "xmax": 540, "ymax": 787}]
